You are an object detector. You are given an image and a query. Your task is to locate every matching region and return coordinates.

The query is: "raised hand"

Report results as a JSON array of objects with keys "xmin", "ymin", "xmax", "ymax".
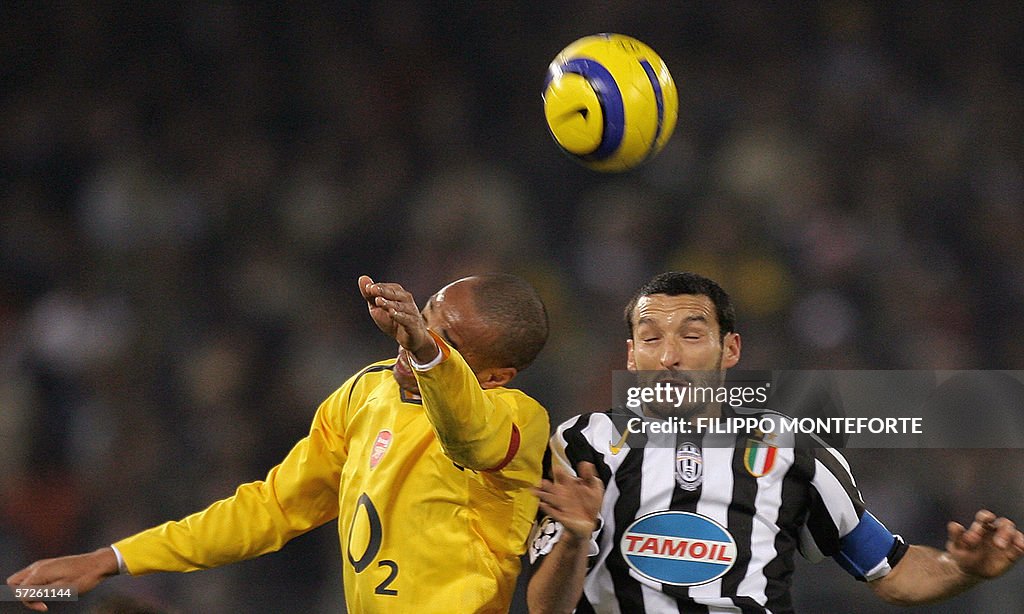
[
  {"xmin": 535, "ymin": 462, "xmax": 605, "ymax": 543},
  {"xmin": 946, "ymin": 509, "xmax": 1024, "ymax": 579},
  {"xmin": 358, "ymin": 275, "xmax": 438, "ymax": 364}
]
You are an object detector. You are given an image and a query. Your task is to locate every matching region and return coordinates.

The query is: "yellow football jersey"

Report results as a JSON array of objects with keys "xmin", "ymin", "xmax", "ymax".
[{"xmin": 114, "ymin": 340, "xmax": 549, "ymax": 613}]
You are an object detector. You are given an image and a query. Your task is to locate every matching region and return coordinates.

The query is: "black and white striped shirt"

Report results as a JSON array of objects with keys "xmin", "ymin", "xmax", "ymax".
[{"xmin": 529, "ymin": 408, "xmax": 907, "ymax": 614}]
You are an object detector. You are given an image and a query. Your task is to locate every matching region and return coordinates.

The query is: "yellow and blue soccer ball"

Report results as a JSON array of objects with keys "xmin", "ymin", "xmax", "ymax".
[{"xmin": 543, "ymin": 33, "xmax": 678, "ymax": 172}]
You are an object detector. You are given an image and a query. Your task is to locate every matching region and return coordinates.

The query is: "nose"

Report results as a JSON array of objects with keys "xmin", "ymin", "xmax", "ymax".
[{"xmin": 659, "ymin": 340, "xmax": 682, "ymax": 370}]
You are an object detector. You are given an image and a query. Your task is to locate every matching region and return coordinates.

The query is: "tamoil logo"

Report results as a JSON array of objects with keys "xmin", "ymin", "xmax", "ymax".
[{"xmin": 620, "ymin": 511, "xmax": 736, "ymax": 586}]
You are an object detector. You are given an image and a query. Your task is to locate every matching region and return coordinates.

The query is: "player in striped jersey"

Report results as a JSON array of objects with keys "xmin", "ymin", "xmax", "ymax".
[
  {"xmin": 528, "ymin": 272, "xmax": 1024, "ymax": 613},
  {"xmin": 8, "ymin": 274, "xmax": 550, "ymax": 613}
]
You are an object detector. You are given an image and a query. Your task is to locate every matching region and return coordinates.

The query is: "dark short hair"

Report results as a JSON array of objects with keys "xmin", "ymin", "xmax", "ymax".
[
  {"xmin": 470, "ymin": 273, "xmax": 549, "ymax": 371},
  {"xmin": 624, "ymin": 272, "xmax": 736, "ymax": 339}
]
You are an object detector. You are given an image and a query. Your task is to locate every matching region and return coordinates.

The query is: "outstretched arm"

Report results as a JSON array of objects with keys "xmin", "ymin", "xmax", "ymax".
[
  {"xmin": 870, "ymin": 509, "xmax": 1024, "ymax": 605},
  {"xmin": 7, "ymin": 377, "xmax": 352, "ymax": 610},
  {"xmin": 527, "ymin": 462, "xmax": 604, "ymax": 614}
]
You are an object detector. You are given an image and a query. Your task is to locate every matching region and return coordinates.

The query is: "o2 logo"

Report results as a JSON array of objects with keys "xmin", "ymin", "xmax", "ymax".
[{"xmin": 347, "ymin": 493, "xmax": 399, "ymax": 596}]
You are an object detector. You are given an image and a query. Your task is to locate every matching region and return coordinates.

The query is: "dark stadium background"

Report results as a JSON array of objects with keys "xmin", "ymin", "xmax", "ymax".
[{"xmin": 2, "ymin": 2, "xmax": 1022, "ymax": 612}]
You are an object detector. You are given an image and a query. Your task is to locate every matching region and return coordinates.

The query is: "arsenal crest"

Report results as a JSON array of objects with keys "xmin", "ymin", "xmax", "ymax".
[
  {"xmin": 675, "ymin": 442, "xmax": 703, "ymax": 491},
  {"xmin": 370, "ymin": 430, "xmax": 393, "ymax": 469}
]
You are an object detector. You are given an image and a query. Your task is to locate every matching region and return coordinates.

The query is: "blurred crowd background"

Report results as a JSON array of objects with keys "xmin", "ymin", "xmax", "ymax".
[{"xmin": 2, "ymin": 2, "xmax": 1023, "ymax": 612}]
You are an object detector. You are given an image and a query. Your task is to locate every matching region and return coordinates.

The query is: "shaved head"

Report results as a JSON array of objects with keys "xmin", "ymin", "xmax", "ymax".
[{"xmin": 463, "ymin": 274, "xmax": 549, "ymax": 371}]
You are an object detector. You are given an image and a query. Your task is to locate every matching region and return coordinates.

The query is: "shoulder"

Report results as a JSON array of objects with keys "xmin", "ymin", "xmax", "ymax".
[
  {"xmin": 340, "ymin": 358, "xmax": 397, "ymax": 386},
  {"xmin": 487, "ymin": 387, "xmax": 549, "ymax": 422},
  {"xmin": 321, "ymin": 359, "xmax": 397, "ymax": 407},
  {"xmin": 488, "ymin": 385, "xmax": 545, "ymax": 409},
  {"xmin": 361, "ymin": 357, "xmax": 399, "ymax": 375},
  {"xmin": 488, "ymin": 387, "xmax": 551, "ymax": 446},
  {"xmin": 553, "ymin": 409, "xmax": 620, "ymax": 435},
  {"xmin": 551, "ymin": 410, "xmax": 628, "ymax": 456}
]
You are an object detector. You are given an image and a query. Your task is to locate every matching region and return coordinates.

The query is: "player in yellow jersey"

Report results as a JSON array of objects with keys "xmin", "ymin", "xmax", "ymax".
[{"xmin": 7, "ymin": 273, "xmax": 550, "ymax": 613}]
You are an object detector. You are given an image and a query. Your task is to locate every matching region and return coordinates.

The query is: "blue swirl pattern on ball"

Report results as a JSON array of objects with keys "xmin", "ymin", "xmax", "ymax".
[
  {"xmin": 638, "ymin": 58, "xmax": 666, "ymax": 163},
  {"xmin": 557, "ymin": 58, "xmax": 625, "ymax": 161}
]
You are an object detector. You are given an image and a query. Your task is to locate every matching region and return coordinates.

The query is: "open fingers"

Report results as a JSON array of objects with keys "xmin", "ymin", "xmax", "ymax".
[
  {"xmin": 956, "ymin": 510, "xmax": 994, "ymax": 543},
  {"xmin": 991, "ymin": 517, "xmax": 1021, "ymax": 550},
  {"xmin": 950, "ymin": 511, "xmax": 1024, "ymax": 552},
  {"xmin": 947, "ymin": 521, "xmax": 965, "ymax": 540}
]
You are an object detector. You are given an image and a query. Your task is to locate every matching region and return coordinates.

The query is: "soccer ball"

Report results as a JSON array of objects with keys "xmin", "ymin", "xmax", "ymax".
[{"xmin": 543, "ymin": 33, "xmax": 678, "ymax": 172}]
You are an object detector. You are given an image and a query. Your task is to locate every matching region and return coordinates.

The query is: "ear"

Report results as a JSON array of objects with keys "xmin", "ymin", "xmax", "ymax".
[
  {"xmin": 721, "ymin": 332, "xmax": 741, "ymax": 369},
  {"xmin": 478, "ymin": 366, "xmax": 518, "ymax": 390},
  {"xmin": 626, "ymin": 339, "xmax": 637, "ymax": 372}
]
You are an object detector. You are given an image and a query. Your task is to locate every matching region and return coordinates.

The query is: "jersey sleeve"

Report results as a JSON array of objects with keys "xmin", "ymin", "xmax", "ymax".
[
  {"xmin": 113, "ymin": 374, "xmax": 356, "ymax": 574},
  {"xmin": 412, "ymin": 331, "xmax": 547, "ymax": 475},
  {"xmin": 798, "ymin": 446, "xmax": 908, "ymax": 581}
]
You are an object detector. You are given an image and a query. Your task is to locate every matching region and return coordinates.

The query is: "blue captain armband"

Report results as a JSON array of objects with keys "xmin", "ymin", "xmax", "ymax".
[{"xmin": 835, "ymin": 511, "xmax": 909, "ymax": 581}]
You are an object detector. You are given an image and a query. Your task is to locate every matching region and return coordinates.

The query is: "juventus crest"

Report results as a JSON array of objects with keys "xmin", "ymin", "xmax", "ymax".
[{"xmin": 675, "ymin": 441, "xmax": 704, "ymax": 491}]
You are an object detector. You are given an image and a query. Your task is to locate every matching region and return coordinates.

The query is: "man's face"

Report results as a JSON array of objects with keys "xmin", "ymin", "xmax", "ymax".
[
  {"xmin": 626, "ymin": 293, "xmax": 740, "ymax": 418},
  {"xmin": 392, "ymin": 278, "xmax": 496, "ymax": 395}
]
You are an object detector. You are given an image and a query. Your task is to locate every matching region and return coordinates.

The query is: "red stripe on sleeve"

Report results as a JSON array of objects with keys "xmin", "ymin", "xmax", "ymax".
[{"xmin": 484, "ymin": 424, "xmax": 521, "ymax": 472}]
